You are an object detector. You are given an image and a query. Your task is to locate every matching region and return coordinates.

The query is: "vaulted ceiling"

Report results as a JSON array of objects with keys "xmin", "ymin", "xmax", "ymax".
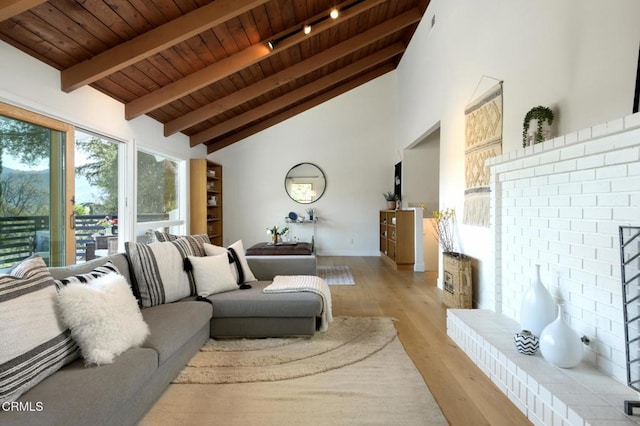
[{"xmin": 0, "ymin": 0, "xmax": 429, "ymax": 152}]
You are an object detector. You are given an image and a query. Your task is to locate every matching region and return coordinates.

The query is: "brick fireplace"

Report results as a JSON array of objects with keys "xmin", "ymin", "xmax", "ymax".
[
  {"xmin": 448, "ymin": 112, "xmax": 640, "ymax": 425},
  {"xmin": 489, "ymin": 112, "xmax": 640, "ymax": 381}
]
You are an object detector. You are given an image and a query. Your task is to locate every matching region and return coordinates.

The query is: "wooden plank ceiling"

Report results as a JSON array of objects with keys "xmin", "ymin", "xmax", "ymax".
[{"xmin": 0, "ymin": 0, "xmax": 429, "ymax": 153}]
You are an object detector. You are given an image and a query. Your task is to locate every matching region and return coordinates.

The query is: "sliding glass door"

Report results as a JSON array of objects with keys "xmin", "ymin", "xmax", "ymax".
[
  {"xmin": 74, "ymin": 130, "xmax": 122, "ymax": 260},
  {"xmin": 0, "ymin": 102, "xmax": 74, "ymax": 268}
]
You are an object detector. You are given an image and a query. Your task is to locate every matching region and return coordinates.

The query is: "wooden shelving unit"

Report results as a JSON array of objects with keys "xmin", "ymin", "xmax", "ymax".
[
  {"xmin": 379, "ymin": 209, "xmax": 414, "ymax": 270},
  {"xmin": 190, "ymin": 159, "xmax": 222, "ymax": 245}
]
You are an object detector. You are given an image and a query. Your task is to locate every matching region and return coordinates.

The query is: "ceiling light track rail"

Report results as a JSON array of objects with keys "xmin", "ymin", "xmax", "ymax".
[{"xmin": 267, "ymin": 0, "xmax": 366, "ymax": 50}]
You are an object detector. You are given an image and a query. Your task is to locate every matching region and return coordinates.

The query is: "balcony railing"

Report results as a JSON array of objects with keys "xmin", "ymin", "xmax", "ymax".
[{"xmin": 0, "ymin": 214, "xmax": 166, "ymax": 268}]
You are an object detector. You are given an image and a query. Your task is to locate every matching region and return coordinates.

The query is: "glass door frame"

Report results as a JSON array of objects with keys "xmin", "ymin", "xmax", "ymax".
[{"xmin": 0, "ymin": 101, "xmax": 75, "ymax": 265}]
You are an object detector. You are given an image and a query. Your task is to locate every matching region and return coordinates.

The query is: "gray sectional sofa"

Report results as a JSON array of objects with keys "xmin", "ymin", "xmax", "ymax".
[{"xmin": 3, "ymin": 252, "xmax": 323, "ymax": 426}]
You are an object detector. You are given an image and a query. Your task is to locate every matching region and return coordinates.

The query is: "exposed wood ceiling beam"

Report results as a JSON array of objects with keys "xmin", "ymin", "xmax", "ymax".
[
  {"xmin": 125, "ymin": 0, "xmax": 387, "ymax": 120},
  {"xmin": 206, "ymin": 64, "xmax": 394, "ymax": 154},
  {"xmin": 60, "ymin": 0, "xmax": 269, "ymax": 92},
  {"xmin": 191, "ymin": 43, "xmax": 404, "ymax": 146},
  {"xmin": 166, "ymin": 8, "xmax": 422, "ymax": 136},
  {"xmin": 0, "ymin": 0, "xmax": 47, "ymax": 22}
]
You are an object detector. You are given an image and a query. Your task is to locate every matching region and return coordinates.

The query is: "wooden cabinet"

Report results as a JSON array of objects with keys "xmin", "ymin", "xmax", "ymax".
[
  {"xmin": 190, "ymin": 159, "xmax": 222, "ymax": 245},
  {"xmin": 379, "ymin": 209, "xmax": 414, "ymax": 270}
]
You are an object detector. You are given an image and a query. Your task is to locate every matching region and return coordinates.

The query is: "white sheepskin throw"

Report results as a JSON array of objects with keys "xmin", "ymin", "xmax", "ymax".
[{"xmin": 57, "ymin": 273, "xmax": 149, "ymax": 365}]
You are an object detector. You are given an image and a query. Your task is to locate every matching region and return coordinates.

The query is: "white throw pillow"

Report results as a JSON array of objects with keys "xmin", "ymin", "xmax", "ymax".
[
  {"xmin": 57, "ymin": 273, "xmax": 150, "ymax": 366},
  {"xmin": 203, "ymin": 243, "xmax": 227, "ymax": 257},
  {"xmin": 228, "ymin": 240, "xmax": 257, "ymax": 282},
  {"xmin": 203, "ymin": 240, "xmax": 257, "ymax": 284},
  {"xmin": 188, "ymin": 254, "xmax": 238, "ymax": 297}
]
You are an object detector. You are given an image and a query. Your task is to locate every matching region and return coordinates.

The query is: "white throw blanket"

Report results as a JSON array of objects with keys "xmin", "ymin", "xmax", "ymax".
[{"xmin": 263, "ymin": 275, "xmax": 333, "ymax": 332}]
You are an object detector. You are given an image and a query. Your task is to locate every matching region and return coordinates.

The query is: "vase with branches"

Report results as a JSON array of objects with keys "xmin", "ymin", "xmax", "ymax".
[{"xmin": 431, "ymin": 208, "xmax": 456, "ymax": 254}]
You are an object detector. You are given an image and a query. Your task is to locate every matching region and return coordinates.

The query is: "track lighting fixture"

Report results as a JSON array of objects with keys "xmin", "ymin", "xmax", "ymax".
[{"xmin": 264, "ymin": 1, "xmax": 363, "ymax": 51}]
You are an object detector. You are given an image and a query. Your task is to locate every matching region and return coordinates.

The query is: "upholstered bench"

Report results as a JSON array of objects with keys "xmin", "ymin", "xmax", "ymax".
[
  {"xmin": 246, "ymin": 241, "xmax": 314, "ymax": 256},
  {"xmin": 245, "ymin": 243, "xmax": 317, "ymax": 279}
]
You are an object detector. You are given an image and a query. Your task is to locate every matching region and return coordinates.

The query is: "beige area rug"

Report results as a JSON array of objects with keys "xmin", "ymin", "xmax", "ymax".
[
  {"xmin": 141, "ymin": 317, "xmax": 447, "ymax": 426},
  {"xmin": 317, "ymin": 265, "xmax": 355, "ymax": 285},
  {"xmin": 174, "ymin": 316, "xmax": 393, "ymax": 384}
]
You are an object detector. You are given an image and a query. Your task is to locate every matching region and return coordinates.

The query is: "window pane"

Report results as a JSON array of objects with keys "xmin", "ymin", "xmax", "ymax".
[
  {"xmin": 137, "ymin": 151, "xmax": 179, "ymax": 223},
  {"xmin": 0, "ymin": 114, "xmax": 66, "ymax": 268},
  {"xmin": 75, "ymin": 130, "xmax": 120, "ymax": 261}
]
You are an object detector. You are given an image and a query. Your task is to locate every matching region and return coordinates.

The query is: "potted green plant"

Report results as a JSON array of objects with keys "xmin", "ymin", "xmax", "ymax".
[
  {"xmin": 383, "ymin": 191, "xmax": 398, "ymax": 210},
  {"xmin": 305, "ymin": 207, "xmax": 316, "ymax": 221},
  {"xmin": 523, "ymin": 106, "xmax": 554, "ymax": 147}
]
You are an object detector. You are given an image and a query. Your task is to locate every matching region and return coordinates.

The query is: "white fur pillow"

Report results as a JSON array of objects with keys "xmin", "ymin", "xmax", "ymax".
[
  {"xmin": 57, "ymin": 273, "xmax": 149, "ymax": 366},
  {"xmin": 188, "ymin": 254, "xmax": 238, "ymax": 297}
]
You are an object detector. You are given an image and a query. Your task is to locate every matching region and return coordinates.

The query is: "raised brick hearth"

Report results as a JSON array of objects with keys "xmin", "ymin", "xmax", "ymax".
[{"xmin": 448, "ymin": 309, "xmax": 640, "ymax": 426}]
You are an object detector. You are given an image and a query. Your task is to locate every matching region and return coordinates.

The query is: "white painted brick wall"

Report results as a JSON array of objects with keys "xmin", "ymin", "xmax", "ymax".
[{"xmin": 488, "ymin": 113, "xmax": 640, "ymax": 384}]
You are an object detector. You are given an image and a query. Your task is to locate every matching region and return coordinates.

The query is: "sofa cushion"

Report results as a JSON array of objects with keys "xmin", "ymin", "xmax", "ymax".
[
  {"xmin": 57, "ymin": 273, "xmax": 150, "ymax": 365},
  {"xmin": 209, "ymin": 281, "xmax": 323, "ymax": 318},
  {"xmin": 126, "ymin": 238, "xmax": 204, "ymax": 307},
  {"xmin": 8, "ymin": 348, "xmax": 158, "ymax": 426},
  {"xmin": 0, "ymin": 256, "xmax": 79, "ymax": 403},
  {"xmin": 141, "ymin": 301, "xmax": 212, "ymax": 364},
  {"xmin": 245, "ymin": 255, "xmax": 317, "ymax": 281}
]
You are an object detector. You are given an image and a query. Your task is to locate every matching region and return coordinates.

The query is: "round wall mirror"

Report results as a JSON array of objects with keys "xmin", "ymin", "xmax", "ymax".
[{"xmin": 284, "ymin": 163, "xmax": 326, "ymax": 204}]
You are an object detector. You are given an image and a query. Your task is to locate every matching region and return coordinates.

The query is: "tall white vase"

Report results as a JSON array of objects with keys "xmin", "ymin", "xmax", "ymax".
[
  {"xmin": 519, "ymin": 264, "xmax": 557, "ymax": 337},
  {"xmin": 539, "ymin": 304, "xmax": 583, "ymax": 368}
]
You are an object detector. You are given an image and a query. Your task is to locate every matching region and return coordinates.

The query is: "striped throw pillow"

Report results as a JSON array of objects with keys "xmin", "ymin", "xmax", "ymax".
[
  {"xmin": 54, "ymin": 261, "xmax": 120, "ymax": 288},
  {"xmin": 125, "ymin": 237, "xmax": 204, "ymax": 308},
  {"xmin": 153, "ymin": 232, "xmax": 210, "ymax": 256},
  {"xmin": 0, "ymin": 256, "xmax": 79, "ymax": 403}
]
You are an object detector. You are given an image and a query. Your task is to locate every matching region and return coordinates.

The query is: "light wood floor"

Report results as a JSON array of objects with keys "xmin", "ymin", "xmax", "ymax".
[{"xmin": 319, "ymin": 256, "xmax": 530, "ymax": 426}]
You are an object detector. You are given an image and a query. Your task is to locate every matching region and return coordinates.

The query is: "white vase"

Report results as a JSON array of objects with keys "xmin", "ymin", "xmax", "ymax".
[
  {"xmin": 104, "ymin": 227, "xmax": 113, "ymax": 236},
  {"xmin": 519, "ymin": 264, "xmax": 557, "ymax": 337},
  {"xmin": 539, "ymin": 304, "xmax": 583, "ymax": 368}
]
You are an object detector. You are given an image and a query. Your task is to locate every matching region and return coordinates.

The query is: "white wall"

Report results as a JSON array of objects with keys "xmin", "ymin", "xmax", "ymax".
[
  {"xmin": 402, "ymin": 128, "xmax": 440, "ymax": 271},
  {"xmin": 396, "ymin": 0, "xmax": 640, "ymax": 307},
  {"xmin": 209, "ymin": 73, "xmax": 398, "ymax": 255}
]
